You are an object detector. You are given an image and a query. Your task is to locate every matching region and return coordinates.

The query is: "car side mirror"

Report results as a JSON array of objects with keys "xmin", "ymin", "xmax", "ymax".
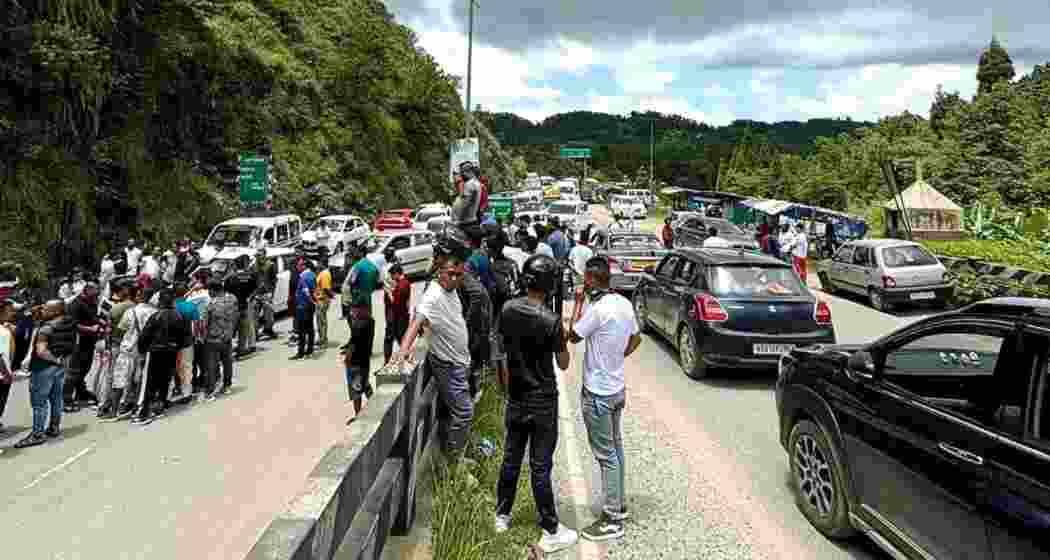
[{"xmin": 846, "ymin": 351, "xmax": 876, "ymax": 380}]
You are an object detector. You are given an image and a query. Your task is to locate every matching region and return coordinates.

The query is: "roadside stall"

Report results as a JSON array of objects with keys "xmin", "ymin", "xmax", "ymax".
[
  {"xmin": 659, "ymin": 187, "xmax": 747, "ymax": 215},
  {"xmin": 736, "ymin": 198, "xmax": 868, "ymax": 258},
  {"xmin": 882, "ymin": 177, "xmax": 963, "ymax": 241}
]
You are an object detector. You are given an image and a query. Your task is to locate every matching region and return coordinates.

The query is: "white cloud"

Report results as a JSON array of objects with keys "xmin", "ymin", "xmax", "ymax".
[{"xmin": 617, "ymin": 70, "xmax": 677, "ymax": 94}]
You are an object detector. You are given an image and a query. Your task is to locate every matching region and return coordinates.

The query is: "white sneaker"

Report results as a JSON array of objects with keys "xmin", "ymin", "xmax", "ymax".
[
  {"xmin": 538, "ymin": 523, "xmax": 578, "ymax": 553},
  {"xmin": 494, "ymin": 513, "xmax": 512, "ymax": 533}
]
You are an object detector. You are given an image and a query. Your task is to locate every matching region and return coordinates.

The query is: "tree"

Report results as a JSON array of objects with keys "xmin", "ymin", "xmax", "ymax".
[
  {"xmin": 977, "ymin": 37, "xmax": 1016, "ymax": 96},
  {"xmin": 929, "ymin": 85, "xmax": 966, "ymax": 140}
]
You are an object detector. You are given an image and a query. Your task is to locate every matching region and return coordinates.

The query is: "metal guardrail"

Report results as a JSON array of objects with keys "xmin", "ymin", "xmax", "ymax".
[{"xmin": 245, "ymin": 348, "xmax": 438, "ymax": 560}]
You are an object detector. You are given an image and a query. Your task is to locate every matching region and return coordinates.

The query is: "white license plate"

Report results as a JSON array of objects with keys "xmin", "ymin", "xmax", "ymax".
[
  {"xmin": 910, "ymin": 291, "xmax": 936, "ymax": 300},
  {"xmin": 753, "ymin": 344, "xmax": 795, "ymax": 356}
]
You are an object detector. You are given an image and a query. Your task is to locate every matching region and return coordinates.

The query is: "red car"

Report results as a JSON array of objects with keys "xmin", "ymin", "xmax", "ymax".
[{"xmin": 373, "ymin": 209, "xmax": 413, "ymax": 231}]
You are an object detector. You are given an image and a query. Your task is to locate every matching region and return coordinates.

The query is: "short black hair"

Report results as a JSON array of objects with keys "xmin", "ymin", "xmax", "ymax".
[
  {"xmin": 207, "ymin": 278, "xmax": 224, "ymax": 292},
  {"xmin": 708, "ymin": 227, "xmax": 718, "ymax": 237},
  {"xmin": 585, "ymin": 256, "xmax": 611, "ymax": 283},
  {"xmin": 389, "ymin": 263, "xmax": 403, "ymax": 276},
  {"xmin": 525, "ymin": 236, "xmax": 539, "ymax": 253}
]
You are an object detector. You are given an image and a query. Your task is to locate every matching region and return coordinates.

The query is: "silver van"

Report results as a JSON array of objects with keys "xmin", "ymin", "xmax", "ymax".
[{"xmin": 819, "ymin": 239, "xmax": 954, "ymax": 311}]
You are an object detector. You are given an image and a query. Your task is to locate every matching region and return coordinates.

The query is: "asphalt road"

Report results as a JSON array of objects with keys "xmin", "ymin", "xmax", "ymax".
[
  {"xmin": 542, "ymin": 205, "xmax": 931, "ymax": 559},
  {"xmin": 0, "ymin": 289, "xmax": 405, "ymax": 560}
]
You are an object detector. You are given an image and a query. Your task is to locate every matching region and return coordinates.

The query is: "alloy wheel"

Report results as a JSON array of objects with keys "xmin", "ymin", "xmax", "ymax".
[
  {"xmin": 794, "ymin": 434, "xmax": 836, "ymax": 518},
  {"xmin": 679, "ymin": 327, "xmax": 696, "ymax": 372}
]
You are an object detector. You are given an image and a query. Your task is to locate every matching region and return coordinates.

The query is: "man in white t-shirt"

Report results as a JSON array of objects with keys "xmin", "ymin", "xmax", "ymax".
[
  {"xmin": 125, "ymin": 241, "xmax": 143, "ymax": 276},
  {"xmin": 393, "ymin": 233, "xmax": 474, "ymax": 462},
  {"xmin": 568, "ymin": 231, "xmax": 594, "ymax": 279},
  {"xmin": 701, "ymin": 226, "xmax": 732, "ymax": 248},
  {"xmin": 566, "ymin": 256, "xmax": 642, "ymax": 542},
  {"xmin": 789, "ymin": 223, "xmax": 809, "ymax": 285}
]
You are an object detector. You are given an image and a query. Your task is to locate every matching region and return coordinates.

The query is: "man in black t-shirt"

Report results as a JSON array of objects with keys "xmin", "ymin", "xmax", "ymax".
[
  {"xmin": 491, "ymin": 254, "xmax": 579, "ymax": 553},
  {"xmin": 64, "ymin": 282, "xmax": 102, "ymax": 411}
]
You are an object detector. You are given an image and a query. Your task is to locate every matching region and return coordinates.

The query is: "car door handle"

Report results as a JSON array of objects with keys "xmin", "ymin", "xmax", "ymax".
[{"xmin": 938, "ymin": 442, "xmax": 984, "ymax": 466}]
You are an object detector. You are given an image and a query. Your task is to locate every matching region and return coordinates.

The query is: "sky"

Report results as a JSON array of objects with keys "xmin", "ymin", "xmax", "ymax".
[{"xmin": 384, "ymin": 0, "xmax": 1050, "ymax": 126}]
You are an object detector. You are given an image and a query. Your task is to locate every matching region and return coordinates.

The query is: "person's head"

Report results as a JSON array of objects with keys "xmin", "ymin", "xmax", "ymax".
[
  {"xmin": 141, "ymin": 287, "xmax": 157, "ymax": 305},
  {"xmin": 487, "ymin": 229, "xmax": 509, "ymax": 255},
  {"xmin": 296, "ymin": 258, "xmax": 306, "ymax": 273},
  {"xmin": 796, "ymin": 223, "xmax": 805, "ymax": 232},
  {"xmin": 174, "ymin": 281, "xmax": 189, "ymax": 299},
  {"xmin": 664, "ymin": 216, "xmax": 672, "ymax": 225},
  {"xmin": 0, "ymin": 299, "xmax": 16, "ymax": 323},
  {"xmin": 583, "ymin": 256, "xmax": 612, "ymax": 290},
  {"xmin": 234, "ymin": 255, "xmax": 251, "ymax": 272},
  {"xmin": 79, "ymin": 282, "xmax": 99, "ymax": 304},
  {"xmin": 708, "ymin": 227, "xmax": 718, "ymax": 238},
  {"xmin": 256, "ymin": 247, "xmax": 266, "ymax": 260},
  {"xmin": 521, "ymin": 254, "xmax": 558, "ymax": 297},
  {"xmin": 436, "ymin": 254, "xmax": 465, "ymax": 292},
  {"xmin": 318, "ymin": 247, "xmax": 330, "ymax": 264},
  {"xmin": 389, "ymin": 263, "xmax": 404, "ymax": 280},
  {"xmin": 157, "ymin": 287, "xmax": 176, "ymax": 309},
  {"xmin": 525, "ymin": 235, "xmax": 539, "ymax": 253},
  {"xmin": 207, "ymin": 278, "xmax": 224, "ymax": 295},
  {"xmin": 465, "ymin": 225, "xmax": 485, "ymax": 249}
]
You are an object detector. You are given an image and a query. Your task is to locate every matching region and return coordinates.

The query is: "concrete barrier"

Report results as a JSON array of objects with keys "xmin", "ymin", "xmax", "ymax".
[{"xmin": 244, "ymin": 348, "xmax": 439, "ymax": 560}]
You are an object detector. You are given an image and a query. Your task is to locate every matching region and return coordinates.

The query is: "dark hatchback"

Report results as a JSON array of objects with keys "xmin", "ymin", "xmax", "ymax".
[
  {"xmin": 674, "ymin": 216, "xmax": 760, "ymax": 250},
  {"xmin": 776, "ymin": 297, "xmax": 1050, "ymax": 559},
  {"xmin": 633, "ymin": 248, "xmax": 836, "ymax": 378},
  {"xmin": 590, "ymin": 227, "xmax": 669, "ymax": 294}
]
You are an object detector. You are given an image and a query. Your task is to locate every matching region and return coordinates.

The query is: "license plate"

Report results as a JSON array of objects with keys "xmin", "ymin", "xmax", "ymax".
[
  {"xmin": 753, "ymin": 344, "xmax": 795, "ymax": 355},
  {"xmin": 910, "ymin": 291, "xmax": 936, "ymax": 300}
]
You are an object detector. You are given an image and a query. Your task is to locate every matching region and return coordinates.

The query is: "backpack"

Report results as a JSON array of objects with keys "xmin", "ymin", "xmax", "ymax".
[
  {"xmin": 47, "ymin": 316, "xmax": 79, "ymax": 358},
  {"xmin": 490, "ymin": 258, "xmax": 519, "ymax": 309}
]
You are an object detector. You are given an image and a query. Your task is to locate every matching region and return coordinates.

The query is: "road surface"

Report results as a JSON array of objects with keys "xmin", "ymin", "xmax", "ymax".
[
  {"xmin": 542, "ymin": 205, "xmax": 928, "ymax": 559},
  {"xmin": 0, "ymin": 289, "xmax": 406, "ymax": 560}
]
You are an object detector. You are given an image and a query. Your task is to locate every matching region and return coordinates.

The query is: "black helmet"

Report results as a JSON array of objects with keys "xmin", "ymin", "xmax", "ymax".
[
  {"xmin": 434, "ymin": 226, "xmax": 471, "ymax": 261},
  {"xmin": 521, "ymin": 254, "xmax": 558, "ymax": 294}
]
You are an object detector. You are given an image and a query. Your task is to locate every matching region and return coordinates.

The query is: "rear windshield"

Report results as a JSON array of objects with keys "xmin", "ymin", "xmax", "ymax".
[
  {"xmin": 610, "ymin": 235, "xmax": 662, "ymax": 250},
  {"xmin": 709, "ymin": 265, "xmax": 805, "ymax": 297},
  {"xmin": 881, "ymin": 245, "xmax": 939, "ymax": 267}
]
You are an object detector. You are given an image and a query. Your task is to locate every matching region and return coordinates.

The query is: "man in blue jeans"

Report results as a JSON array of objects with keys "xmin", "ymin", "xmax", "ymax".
[
  {"xmin": 290, "ymin": 259, "xmax": 317, "ymax": 360},
  {"xmin": 566, "ymin": 256, "xmax": 643, "ymax": 541},
  {"xmin": 491, "ymin": 254, "xmax": 579, "ymax": 553},
  {"xmin": 15, "ymin": 300, "xmax": 75, "ymax": 448}
]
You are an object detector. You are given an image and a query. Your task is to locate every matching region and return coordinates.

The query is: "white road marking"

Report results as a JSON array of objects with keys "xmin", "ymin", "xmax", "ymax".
[{"xmin": 21, "ymin": 445, "xmax": 96, "ymax": 492}]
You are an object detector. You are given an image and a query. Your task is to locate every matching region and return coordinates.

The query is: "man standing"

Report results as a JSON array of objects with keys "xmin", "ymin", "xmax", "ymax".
[
  {"xmin": 393, "ymin": 230, "xmax": 473, "ymax": 464},
  {"xmin": 14, "ymin": 300, "xmax": 74, "ymax": 448},
  {"xmin": 486, "ymin": 228, "xmax": 520, "ymax": 319},
  {"xmin": 547, "ymin": 220, "xmax": 570, "ymax": 263},
  {"xmin": 465, "ymin": 227, "xmax": 495, "ymax": 293},
  {"xmin": 225, "ymin": 256, "xmax": 259, "ymax": 358},
  {"xmin": 458, "ymin": 228, "xmax": 492, "ymax": 402},
  {"xmin": 315, "ymin": 248, "xmax": 334, "ymax": 347},
  {"xmin": 658, "ymin": 216, "xmax": 674, "ymax": 249},
  {"xmin": 65, "ymin": 282, "xmax": 102, "ymax": 411},
  {"xmin": 451, "ymin": 161, "xmax": 483, "ymax": 229},
  {"xmin": 568, "ymin": 231, "xmax": 595, "ymax": 282},
  {"xmin": 253, "ymin": 248, "xmax": 277, "ymax": 339},
  {"xmin": 566, "ymin": 257, "xmax": 643, "ymax": 542},
  {"xmin": 290, "ymin": 259, "xmax": 317, "ymax": 360},
  {"xmin": 172, "ymin": 282, "xmax": 199, "ymax": 404},
  {"xmin": 135, "ymin": 288, "xmax": 191, "ymax": 424},
  {"xmin": 789, "ymin": 223, "xmax": 810, "ymax": 285},
  {"xmin": 126, "ymin": 240, "xmax": 143, "ymax": 276},
  {"xmin": 203, "ymin": 279, "xmax": 237, "ymax": 399},
  {"xmin": 382, "ymin": 263, "xmax": 411, "ymax": 364},
  {"xmin": 491, "ymin": 254, "xmax": 579, "ymax": 552}
]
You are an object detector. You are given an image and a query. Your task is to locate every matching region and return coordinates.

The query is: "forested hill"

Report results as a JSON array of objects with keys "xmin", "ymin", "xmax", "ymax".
[{"xmin": 481, "ymin": 110, "xmax": 874, "ymax": 149}]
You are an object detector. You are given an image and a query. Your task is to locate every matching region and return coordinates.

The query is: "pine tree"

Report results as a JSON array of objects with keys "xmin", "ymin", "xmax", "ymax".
[
  {"xmin": 929, "ymin": 85, "xmax": 966, "ymax": 140},
  {"xmin": 977, "ymin": 37, "xmax": 1016, "ymax": 95}
]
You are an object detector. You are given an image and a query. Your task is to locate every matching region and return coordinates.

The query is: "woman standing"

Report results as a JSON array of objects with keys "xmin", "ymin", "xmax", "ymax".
[{"xmin": 109, "ymin": 287, "xmax": 158, "ymax": 420}]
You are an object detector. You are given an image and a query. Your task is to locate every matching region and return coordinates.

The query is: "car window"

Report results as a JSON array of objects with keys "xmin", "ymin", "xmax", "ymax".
[
  {"xmin": 833, "ymin": 245, "xmax": 853, "ymax": 263},
  {"xmin": 882, "ymin": 244, "xmax": 939, "ymax": 268},
  {"xmin": 389, "ymin": 236, "xmax": 411, "ymax": 251},
  {"xmin": 852, "ymin": 246, "xmax": 870, "ymax": 266},
  {"xmin": 708, "ymin": 265, "xmax": 804, "ymax": 297},
  {"xmin": 684, "ymin": 218, "xmax": 705, "ymax": 230},
  {"xmin": 656, "ymin": 255, "xmax": 680, "ymax": 279},
  {"xmin": 276, "ymin": 224, "xmax": 289, "ymax": 243},
  {"xmin": 609, "ymin": 235, "xmax": 662, "ymax": 250}
]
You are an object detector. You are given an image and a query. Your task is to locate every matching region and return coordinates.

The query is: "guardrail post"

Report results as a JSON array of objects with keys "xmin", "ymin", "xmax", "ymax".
[{"xmin": 392, "ymin": 362, "xmax": 424, "ymax": 535}]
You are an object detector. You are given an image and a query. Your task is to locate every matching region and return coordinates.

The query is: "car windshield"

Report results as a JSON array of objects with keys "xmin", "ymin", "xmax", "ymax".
[
  {"xmin": 882, "ymin": 244, "xmax": 939, "ymax": 267},
  {"xmin": 707, "ymin": 220, "xmax": 745, "ymax": 236},
  {"xmin": 308, "ymin": 219, "xmax": 345, "ymax": 232},
  {"xmin": 609, "ymin": 234, "xmax": 661, "ymax": 250},
  {"xmin": 709, "ymin": 265, "xmax": 805, "ymax": 297},
  {"xmin": 549, "ymin": 203, "xmax": 578, "ymax": 215},
  {"xmin": 206, "ymin": 225, "xmax": 257, "ymax": 247}
]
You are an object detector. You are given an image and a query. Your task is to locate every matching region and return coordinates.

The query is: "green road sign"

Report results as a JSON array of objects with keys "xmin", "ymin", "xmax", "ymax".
[
  {"xmin": 239, "ymin": 153, "xmax": 269, "ymax": 204},
  {"xmin": 489, "ymin": 196, "xmax": 514, "ymax": 221},
  {"xmin": 560, "ymin": 147, "xmax": 591, "ymax": 159}
]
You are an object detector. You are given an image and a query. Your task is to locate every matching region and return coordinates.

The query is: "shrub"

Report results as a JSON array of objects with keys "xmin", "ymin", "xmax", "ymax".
[
  {"xmin": 924, "ymin": 239, "xmax": 1050, "ymax": 273},
  {"xmin": 946, "ymin": 269, "xmax": 1050, "ymax": 307}
]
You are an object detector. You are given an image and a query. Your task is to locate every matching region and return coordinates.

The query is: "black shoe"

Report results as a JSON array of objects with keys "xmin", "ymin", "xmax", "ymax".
[
  {"xmin": 45, "ymin": 427, "xmax": 60, "ymax": 438},
  {"xmin": 64, "ymin": 403, "xmax": 79, "ymax": 413},
  {"xmin": 14, "ymin": 432, "xmax": 48, "ymax": 448}
]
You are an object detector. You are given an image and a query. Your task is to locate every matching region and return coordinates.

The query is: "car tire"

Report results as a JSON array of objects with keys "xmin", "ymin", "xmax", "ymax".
[
  {"xmin": 818, "ymin": 272, "xmax": 835, "ymax": 293},
  {"xmin": 788, "ymin": 420, "xmax": 856, "ymax": 539},
  {"xmin": 677, "ymin": 325, "xmax": 709, "ymax": 379},
  {"xmin": 633, "ymin": 293, "xmax": 652, "ymax": 334},
  {"xmin": 868, "ymin": 288, "xmax": 890, "ymax": 312}
]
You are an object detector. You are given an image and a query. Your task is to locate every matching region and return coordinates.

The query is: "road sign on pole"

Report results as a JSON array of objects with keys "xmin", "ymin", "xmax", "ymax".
[
  {"xmin": 239, "ymin": 153, "xmax": 269, "ymax": 204},
  {"xmin": 450, "ymin": 138, "xmax": 480, "ymax": 183},
  {"xmin": 560, "ymin": 147, "xmax": 591, "ymax": 159}
]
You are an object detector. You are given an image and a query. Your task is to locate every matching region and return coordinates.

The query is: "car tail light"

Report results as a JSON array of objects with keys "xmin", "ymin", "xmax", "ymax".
[
  {"xmin": 882, "ymin": 275, "xmax": 896, "ymax": 288},
  {"xmin": 694, "ymin": 293, "xmax": 728, "ymax": 322},
  {"xmin": 814, "ymin": 300, "xmax": 832, "ymax": 325}
]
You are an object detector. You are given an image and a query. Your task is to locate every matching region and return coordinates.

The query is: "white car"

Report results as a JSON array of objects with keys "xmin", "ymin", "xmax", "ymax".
[
  {"xmin": 609, "ymin": 195, "xmax": 648, "ymax": 220},
  {"xmin": 191, "ymin": 246, "xmax": 299, "ymax": 314},
  {"xmin": 547, "ymin": 200, "xmax": 592, "ymax": 233},
  {"xmin": 300, "ymin": 215, "xmax": 371, "ymax": 255},
  {"xmin": 412, "ymin": 205, "xmax": 451, "ymax": 230},
  {"xmin": 362, "ymin": 229, "xmax": 436, "ymax": 282},
  {"xmin": 199, "ymin": 214, "xmax": 302, "ymax": 264}
]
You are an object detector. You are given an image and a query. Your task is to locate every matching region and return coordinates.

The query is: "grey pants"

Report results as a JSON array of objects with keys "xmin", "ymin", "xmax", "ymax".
[
  {"xmin": 581, "ymin": 387, "xmax": 627, "ymax": 519},
  {"xmin": 237, "ymin": 304, "xmax": 256, "ymax": 353},
  {"xmin": 428, "ymin": 355, "xmax": 475, "ymax": 456}
]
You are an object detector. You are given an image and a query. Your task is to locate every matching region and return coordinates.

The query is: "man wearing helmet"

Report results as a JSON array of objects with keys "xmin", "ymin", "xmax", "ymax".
[
  {"xmin": 491, "ymin": 254, "xmax": 579, "ymax": 553},
  {"xmin": 392, "ymin": 227, "xmax": 474, "ymax": 463}
]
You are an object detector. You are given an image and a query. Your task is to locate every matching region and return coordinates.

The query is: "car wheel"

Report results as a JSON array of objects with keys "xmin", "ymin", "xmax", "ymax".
[
  {"xmin": 633, "ymin": 293, "xmax": 651, "ymax": 333},
  {"xmin": 818, "ymin": 272, "xmax": 835, "ymax": 293},
  {"xmin": 868, "ymin": 288, "xmax": 889, "ymax": 312},
  {"xmin": 677, "ymin": 325, "xmax": 709, "ymax": 379},
  {"xmin": 788, "ymin": 420, "xmax": 856, "ymax": 539}
]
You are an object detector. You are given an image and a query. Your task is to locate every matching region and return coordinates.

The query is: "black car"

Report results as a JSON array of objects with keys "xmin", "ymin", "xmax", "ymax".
[
  {"xmin": 634, "ymin": 248, "xmax": 835, "ymax": 378},
  {"xmin": 776, "ymin": 297, "xmax": 1050, "ymax": 559},
  {"xmin": 673, "ymin": 217, "xmax": 760, "ymax": 250},
  {"xmin": 589, "ymin": 227, "xmax": 668, "ymax": 293}
]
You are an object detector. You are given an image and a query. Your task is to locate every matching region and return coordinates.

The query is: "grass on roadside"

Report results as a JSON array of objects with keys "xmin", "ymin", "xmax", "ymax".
[{"xmin": 429, "ymin": 376, "xmax": 551, "ymax": 560}]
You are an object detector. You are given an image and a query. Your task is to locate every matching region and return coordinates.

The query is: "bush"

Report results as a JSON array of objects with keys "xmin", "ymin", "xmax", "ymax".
[
  {"xmin": 946, "ymin": 269, "xmax": 1050, "ymax": 307},
  {"xmin": 924, "ymin": 239, "xmax": 1050, "ymax": 273}
]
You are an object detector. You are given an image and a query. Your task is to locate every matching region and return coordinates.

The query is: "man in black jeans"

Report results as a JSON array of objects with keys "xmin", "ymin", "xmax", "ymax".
[
  {"xmin": 491, "ymin": 254, "xmax": 578, "ymax": 553},
  {"xmin": 65, "ymin": 282, "xmax": 102, "ymax": 411},
  {"xmin": 134, "ymin": 288, "xmax": 191, "ymax": 424}
]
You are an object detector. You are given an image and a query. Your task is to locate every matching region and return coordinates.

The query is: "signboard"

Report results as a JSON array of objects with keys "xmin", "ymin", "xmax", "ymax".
[
  {"xmin": 239, "ymin": 153, "xmax": 269, "ymax": 204},
  {"xmin": 560, "ymin": 147, "xmax": 591, "ymax": 159},
  {"xmin": 449, "ymin": 138, "xmax": 480, "ymax": 183},
  {"xmin": 489, "ymin": 196, "xmax": 514, "ymax": 221}
]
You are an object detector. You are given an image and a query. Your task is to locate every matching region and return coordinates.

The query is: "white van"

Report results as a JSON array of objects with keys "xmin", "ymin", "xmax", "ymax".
[
  {"xmin": 609, "ymin": 195, "xmax": 647, "ymax": 219},
  {"xmin": 199, "ymin": 214, "xmax": 302, "ymax": 264},
  {"xmin": 547, "ymin": 200, "xmax": 591, "ymax": 233},
  {"xmin": 625, "ymin": 189, "xmax": 655, "ymax": 208}
]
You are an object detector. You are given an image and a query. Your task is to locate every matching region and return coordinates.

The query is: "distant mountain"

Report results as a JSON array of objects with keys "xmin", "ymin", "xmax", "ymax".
[{"xmin": 478, "ymin": 110, "xmax": 874, "ymax": 149}]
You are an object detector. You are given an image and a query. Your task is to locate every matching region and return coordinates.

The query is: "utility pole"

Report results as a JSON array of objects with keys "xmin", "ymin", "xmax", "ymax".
[
  {"xmin": 464, "ymin": 0, "xmax": 477, "ymax": 138},
  {"xmin": 649, "ymin": 119, "xmax": 655, "ymax": 187}
]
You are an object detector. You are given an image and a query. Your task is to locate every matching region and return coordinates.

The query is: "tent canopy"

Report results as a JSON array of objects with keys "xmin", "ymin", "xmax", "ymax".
[
  {"xmin": 737, "ymin": 198, "xmax": 866, "ymax": 222},
  {"xmin": 884, "ymin": 180, "xmax": 962, "ymax": 211}
]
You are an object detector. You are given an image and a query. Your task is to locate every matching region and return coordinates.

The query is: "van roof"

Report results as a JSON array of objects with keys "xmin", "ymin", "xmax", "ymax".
[{"xmin": 217, "ymin": 215, "xmax": 300, "ymax": 227}]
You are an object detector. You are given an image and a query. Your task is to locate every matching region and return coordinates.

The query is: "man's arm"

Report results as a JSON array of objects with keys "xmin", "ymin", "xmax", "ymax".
[
  {"xmin": 554, "ymin": 322, "xmax": 571, "ymax": 371},
  {"xmin": 624, "ymin": 333, "xmax": 642, "ymax": 358},
  {"xmin": 35, "ymin": 332, "xmax": 60, "ymax": 364},
  {"xmin": 395, "ymin": 314, "xmax": 430, "ymax": 363}
]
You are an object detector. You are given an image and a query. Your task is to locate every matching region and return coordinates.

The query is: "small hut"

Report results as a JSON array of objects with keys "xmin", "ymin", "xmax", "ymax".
[{"xmin": 883, "ymin": 163, "xmax": 964, "ymax": 240}]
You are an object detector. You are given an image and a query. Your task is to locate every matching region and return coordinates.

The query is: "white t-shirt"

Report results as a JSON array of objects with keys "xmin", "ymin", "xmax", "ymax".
[
  {"xmin": 792, "ymin": 232, "xmax": 809, "ymax": 258},
  {"xmin": 574, "ymin": 292, "xmax": 639, "ymax": 396},
  {"xmin": 416, "ymin": 281, "xmax": 470, "ymax": 368},
  {"xmin": 126, "ymin": 247, "xmax": 142, "ymax": 273},
  {"xmin": 535, "ymin": 242, "xmax": 554, "ymax": 258},
  {"xmin": 702, "ymin": 236, "xmax": 732, "ymax": 248},
  {"xmin": 569, "ymin": 244, "xmax": 594, "ymax": 276}
]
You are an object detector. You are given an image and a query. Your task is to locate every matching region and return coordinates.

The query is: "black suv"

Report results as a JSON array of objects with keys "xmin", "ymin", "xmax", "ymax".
[{"xmin": 776, "ymin": 297, "xmax": 1050, "ymax": 559}]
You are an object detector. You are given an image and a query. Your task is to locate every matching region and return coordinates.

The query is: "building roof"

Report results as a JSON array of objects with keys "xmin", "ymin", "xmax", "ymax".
[{"xmin": 884, "ymin": 180, "xmax": 962, "ymax": 211}]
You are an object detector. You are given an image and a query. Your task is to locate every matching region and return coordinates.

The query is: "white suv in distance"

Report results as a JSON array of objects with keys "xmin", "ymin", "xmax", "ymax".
[
  {"xmin": 300, "ymin": 215, "xmax": 371, "ymax": 255},
  {"xmin": 610, "ymin": 195, "xmax": 647, "ymax": 220},
  {"xmin": 413, "ymin": 204, "xmax": 451, "ymax": 230}
]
